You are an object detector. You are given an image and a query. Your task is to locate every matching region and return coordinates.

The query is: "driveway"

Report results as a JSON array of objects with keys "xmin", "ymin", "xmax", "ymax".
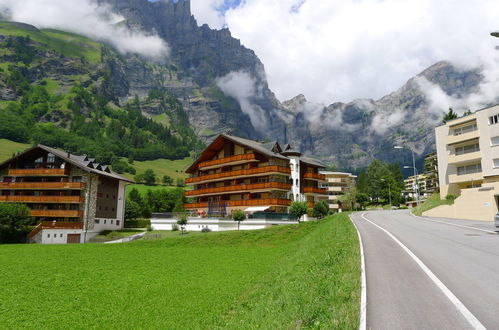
[{"xmin": 350, "ymin": 210, "xmax": 499, "ymax": 329}]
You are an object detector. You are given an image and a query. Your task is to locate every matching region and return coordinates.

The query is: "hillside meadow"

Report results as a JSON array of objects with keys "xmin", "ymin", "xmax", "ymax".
[{"xmin": 0, "ymin": 213, "xmax": 360, "ymax": 329}]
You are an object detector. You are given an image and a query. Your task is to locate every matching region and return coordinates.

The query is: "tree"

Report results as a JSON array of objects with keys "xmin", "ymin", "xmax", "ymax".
[
  {"xmin": 356, "ymin": 169, "xmax": 368, "ymax": 194},
  {"xmin": 176, "ymin": 178, "xmax": 185, "ymax": 187},
  {"xmin": 313, "ymin": 200, "xmax": 329, "ymax": 219},
  {"xmin": 143, "ymin": 169, "xmax": 156, "ymax": 185},
  {"xmin": 289, "ymin": 201, "xmax": 308, "ymax": 221},
  {"xmin": 342, "ymin": 187, "xmax": 358, "ymax": 211},
  {"xmin": 134, "ymin": 173, "xmax": 145, "ymax": 184},
  {"xmin": 128, "ymin": 188, "xmax": 143, "ymax": 205},
  {"xmin": 0, "ymin": 203, "xmax": 33, "ymax": 243},
  {"xmin": 177, "ymin": 213, "xmax": 188, "ymax": 235},
  {"xmin": 366, "ymin": 159, "xmax": 391, "ymax": 202},
  {"xmin": 162, "ymin": 175, "xmax": 173, "ymax": 186},
  {"xmin": 124, "ymin": 200, "xmax": 141, "ymax": 220},
  {"xmin": 232, "ymin": 209, "xmax": 246, "ymax": 230},
  {"xmin": 442, "ymin": 107, "xmax": 458, "ymax": 124}
]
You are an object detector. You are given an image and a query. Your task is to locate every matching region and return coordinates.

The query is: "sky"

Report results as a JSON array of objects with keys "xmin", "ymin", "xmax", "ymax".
[{"xmin": 190, "ymin": 0, "xmax": 499, "ymax": 105}]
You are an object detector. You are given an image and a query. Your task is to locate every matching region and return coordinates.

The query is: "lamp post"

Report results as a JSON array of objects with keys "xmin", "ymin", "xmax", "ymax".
[
  {"xmin": 395, "ymin": 146, "xmax": 420, "ymax": 206},
  {"xmin": 381, "ymin": 178, "xmax": 392, "ymax": 207}
]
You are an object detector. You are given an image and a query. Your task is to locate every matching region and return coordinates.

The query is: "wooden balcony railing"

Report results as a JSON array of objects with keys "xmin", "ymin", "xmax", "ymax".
[
  {"xmin": 0, "ymin": 182, "xmax": 85, "ymax": 190},
  {"xmin": 0, "ymin": 196, "xmax": 84, "ymax": 204},
  {"xmin": 303, "ymin": 187, "xmax": 328, "ymax": 195},
  {"xmin": 30, "ymin": 210, "xmax": 84, "ymax": 218},
  {"xmin": 185, "ymin": 182, "xmax": 291, "ymax": 197},
  {"xmin": 199, "ymin": 153, "xmax": 257, "ymax": 169},
  {"xmin": 186, "ymin": 166, "xmax": 291, "ymax": 184},
  {"xmin": 27, "ymin": 221, "xmax": 84, "ymax": 238},
  {"xmin": 185, "ymin": 198, "xmax": 291, "ymax": 209},
  {"xmin": 8, "ymin": 168, "xmax": 69, "ymax": 176},
  {"xmin": 303, "ymin": 172, "xmax": 326, "ymax": 181}
]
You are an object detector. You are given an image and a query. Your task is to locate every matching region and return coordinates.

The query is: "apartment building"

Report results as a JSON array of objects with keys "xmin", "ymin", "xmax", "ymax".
[
  {"xmin": 319, "ymin": 172, "xmax": 356, "ymax": 211},
  {"xmin": 425, "ymin": 104, "xmax": 499, "ymax": 221},
  {"xmin": 184, "ymin": 134, "xmax": 327, "ymax": 216},
  {"xmin": 403, "ymin": 173, "xmax": 428, "ymax": 199},
  {"xmin": 424, "ymin": 152, "xmax": 439, "ymax": 194},
  {"xmin": 0, "ymin": 145, "xmax": 133, "ymax": 243}
]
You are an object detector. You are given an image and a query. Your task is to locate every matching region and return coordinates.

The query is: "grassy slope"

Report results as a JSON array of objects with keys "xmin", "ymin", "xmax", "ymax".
[
  {"xmin": 0, "ymin": 139, "xmax": 31, "ymax": 162},
  {"xmin": 412, "ymin": 193, "xmax": 454, "ymax": 216},
  {"xmin": 0, "ymin": 22, "xmax": 101, "ymax": 63},
  {"xmin": 0, "ymin": 213, "xmax": 360, "ymax": 329},
  {"xmin": 123, "ymin": 157, "xmax": 192, "ymax": 181}
]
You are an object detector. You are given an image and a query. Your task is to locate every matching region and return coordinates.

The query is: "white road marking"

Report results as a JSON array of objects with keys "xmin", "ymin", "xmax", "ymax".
[
  {"xmin": 361, "ymin": 212, "xmax": 486, "ymax": 330},
  {"xmin": 410, "ymin": 211, "xmax": 497, "ymax": 235},
  {"xmin": 349, "ymin": 214, "xmax": 367, "ymax": 330}
]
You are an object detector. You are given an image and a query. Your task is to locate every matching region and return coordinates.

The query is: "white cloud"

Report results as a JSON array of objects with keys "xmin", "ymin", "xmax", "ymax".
[
  {"xmin": 371, "ymin": 110, "xmax": 404, "ymax": 135},
  {"xmin": 216, "ymin": 71, "xmax": 268, "ymax": 130},
  {"xmin": 0, "ymin": 0, "xmax": 169, "ymax": 60},
  {"xmin": 191, "ymin": 0, "xmax": 226, "ymax": 29},
  {"xmin": 192, "ymin": 0, "xmax": 499, "ymax": 107}
]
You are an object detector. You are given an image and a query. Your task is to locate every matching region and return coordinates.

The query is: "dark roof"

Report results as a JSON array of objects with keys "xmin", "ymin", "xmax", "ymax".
[
  {"xmin": 300, "ymin": 156, "xmax": 327, "ymax": 168},
  {"xmin": 221, "ymin": 135, "xmax": 288, "ymax": 160},
  {"xmin": 0, "ymin": 144, "xmax": 134, "ymax": 183}
]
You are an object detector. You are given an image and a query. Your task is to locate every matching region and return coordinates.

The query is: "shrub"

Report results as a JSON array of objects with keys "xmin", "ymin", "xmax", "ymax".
[
  {"xmin": 146, "ymin": 225, "xmax": 153, "ymax": 232},
  {"xmin": 201, "ymin": 227, "xmax": 212, "ymax": 233},
  {"xmin": 445, "ymin": 194, "xmax": 457, "ymax": 202},
  {"xmin": 0, "ymin": 203, "xmax": 34, "ymax": 243},
  {"xmin": 313, "ymin": 200, "xmax": 329, "ymax": 219},
  {"xmin": 124, "ymin": 219, "xmax": 151, "ymax": 228},
  {"xmin": 171, "ymin": 224, "xmax": 179, "ymax": 231},
  {"xmin": 232, "ymin": 209, "xmax": 246, "ymax": 230},
  {"xmin": 289, "ymin": 201, "xmax": 308, "ymax": 221}
]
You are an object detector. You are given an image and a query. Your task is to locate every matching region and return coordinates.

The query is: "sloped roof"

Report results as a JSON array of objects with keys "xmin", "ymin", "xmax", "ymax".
[
  {"xmin": 300, "ymin": 156, "xmax": 327, "ymax": 168},
  {"xmin": 0, "ymin": 144, "xmax": 134, "ymax": 183}
]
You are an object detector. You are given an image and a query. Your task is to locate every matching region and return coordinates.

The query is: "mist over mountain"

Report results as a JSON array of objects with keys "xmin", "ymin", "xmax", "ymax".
[{"xmin": 1, "ymin": 0, "xmax": 496, "ymax": 170}]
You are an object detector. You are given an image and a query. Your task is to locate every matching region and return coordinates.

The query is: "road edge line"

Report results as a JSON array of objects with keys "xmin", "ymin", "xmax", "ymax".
[
  {"xmin": 349, "ymin": 213, "xmax": 367, "ymax": 330},
  {"xmin": 361, "ymin": 212, "xmax": 486, "ymax": 330},
  {"xmin": 409, "ymin": 211, "xmax": 497, "ymax": 235}
]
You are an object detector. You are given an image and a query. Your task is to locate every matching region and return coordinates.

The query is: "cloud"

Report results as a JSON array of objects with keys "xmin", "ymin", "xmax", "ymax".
[
  {"xmin": 0, "ymin": 0, "xmax": 169, "ymax": 60},
  {"xmin": 370, "ymin": 110, "xmax": 404, "ymax": 135},
  {"xmin": 192, "ymin": 0, "xmax": 499, "ymax": 107},
  {"xmin": 216, "ymin": 71, "xmax": 268, "ymax": 131}
]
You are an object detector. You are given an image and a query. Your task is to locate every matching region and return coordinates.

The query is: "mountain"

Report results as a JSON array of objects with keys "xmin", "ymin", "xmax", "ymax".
[{"xmin": 0, "ymin": 1, "xmax": 488, "ymax": 171}]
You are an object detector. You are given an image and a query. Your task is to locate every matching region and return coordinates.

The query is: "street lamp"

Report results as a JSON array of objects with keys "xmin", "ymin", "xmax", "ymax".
[
  {"xmin": 381, "ymin": 178, "xmax": 392, "ymax": 207},
  {"xmin": 395, "ymin": 146, "xmax": 420, "ymax": 207}
]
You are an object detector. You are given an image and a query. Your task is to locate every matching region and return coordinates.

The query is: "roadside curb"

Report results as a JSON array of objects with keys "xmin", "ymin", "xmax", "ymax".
[
  {"xmin": 349, "ymin": 213, "xmax": 367, "ymax": 330},
  {"xmin": 409, "ymin": 210, "xmax": 497, "ymax": 235}
]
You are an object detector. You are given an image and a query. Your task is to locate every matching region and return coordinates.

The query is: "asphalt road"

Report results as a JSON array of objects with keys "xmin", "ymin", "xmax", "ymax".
[{"xmin": 350, "ymin": 210, "xmax": 499, "ymax": 329}]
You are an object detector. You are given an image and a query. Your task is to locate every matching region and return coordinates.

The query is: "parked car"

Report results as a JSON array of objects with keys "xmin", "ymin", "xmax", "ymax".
[{"xmin": 495, "ymin": 212, "xmax": 499, "ymax": 228}]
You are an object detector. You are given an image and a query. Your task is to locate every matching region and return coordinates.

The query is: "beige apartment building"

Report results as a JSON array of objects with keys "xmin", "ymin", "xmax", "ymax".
[
  {"xmin": 319, "ymin": 172, "xmax": 356, "ymax": 211},
  {"xmin": 403, "ymin": 173, "xmax": 428, "ymax": 200},
  {"xmin": 425, "ymin": 104, "xmax": 499, "ymax": 221}
]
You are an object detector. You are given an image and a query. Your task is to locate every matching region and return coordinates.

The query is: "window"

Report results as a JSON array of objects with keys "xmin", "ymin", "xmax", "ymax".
[
  {"xmin": 47, "ymin": 153, "xmax": 56, "ymax": 163},
  {"xmin": 97, "ymin": 193, "xmax": 103, "ymax": 198},
  {"xmin": 35, "ymin": 157, "xmax": 44, "ymax": 163},
  {"xmin": 494, "ymin": 159, "xmax": 499, "ymax": 168},
  {"xmin": 491, "ymin": 136, "xmax": 499, "ymax": 146},
  {"xmin": 104, "ymin": 220, "xmax": 107, "ymax": 224},
  {"xmin": 457, "ymin": 163, "xmax": 482, "ymax": 175},
  {"xmin": 490, "ymin": 114, "xmax": 499, "ymax": 125},
  {"xmin": 116, "ymin": 220, "xmax": 120, "ymax": 226},
  {"xmin": 454, "ymin": 123, "xmax": 477, "ymax": 135},
  {"xmin": 47, "ymin": 234, "xmax": 50, "ymax": 238},
  {"xmin": 290, "ymin": 164, "xmax": 294, "ymax": 171},
  {"xmin": 111, "ymin": 220, "xmax": 114, "ymax": 224},
  {"xmin": 455, "ymin": 143, "xmax": 479, "ymax": 155},
  {"xmin": 95, "ymin": 219, "xmax": 100, "ymax": 224},
  {"xmin": 72, "ymin": 176, "xmax": 82, "ymax": 183},
  {"xmin": 295, "ymin": 179, "xmax": 299, "ymax": 186},
  {"xmin": 60, "ymin": 234, "xmax": 63, "ymax": 238},
  {"xmin": 105, "ymin": 206, "xmax": 108, "ymax": 211}
]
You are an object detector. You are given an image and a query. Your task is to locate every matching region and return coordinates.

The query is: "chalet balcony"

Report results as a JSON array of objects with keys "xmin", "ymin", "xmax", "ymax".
[
  {"xmin": 28, "ymin": 221, "xmax": 84, "ymax": 238},
  {"xmin": 0, "ymin": 182, "xmax": 85, "ymax": 190},
  {"xmin": 0, "ymin": 196, "xmax": 85, "ymax": 204},
  {"xmin": 185, "ymin": 182, "xmax": 291, "ymax": 197},
  {"xmin": 198, "ymin": 153, "xmax": 258, "ymax": 170},
  {"xmin": 186, "ymin": 166, "xmax": 291, "ymax": 185},
  {"xmin": 184, "ymin": 198, "xmax": 291, "ymax": 209},
  {"xmin": 303, "ymin": 187, "xmax": 328, "ymax": 195},
  {"xmin": 30, "ymin": 210, "xmax": 84, "ymax": 218},
  {"xmin": 8, "ymin": 168, "xmax": 69, "ymax": 176},
  {"xmin": 303, "ymin": 173, "xmax": 326, "ymax": 181}
]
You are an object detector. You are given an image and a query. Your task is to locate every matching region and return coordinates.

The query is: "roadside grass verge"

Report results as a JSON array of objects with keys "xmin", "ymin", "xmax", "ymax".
[
  {"xmin": 0, "ymin": 213, "xmax": 360, "ymax": 329},
  {"xmin": 412, "ymin": 193, "xmax": 454, "ymax": 216}
]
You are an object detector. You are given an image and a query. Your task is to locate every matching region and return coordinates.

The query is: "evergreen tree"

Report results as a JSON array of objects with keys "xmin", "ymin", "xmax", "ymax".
[{"xmin": 442, "ymin": 107, "xmax": 458, "ymax": 123}]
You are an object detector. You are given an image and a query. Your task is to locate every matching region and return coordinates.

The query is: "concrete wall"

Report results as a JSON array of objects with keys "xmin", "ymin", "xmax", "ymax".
[
  {"xmin": 33, "ymin": 229, "xmax": 84, "ymax": 244},
  {"xmin": 423, "ymin": 182, "xmax": 499, "ymax": 221},
  {"xmin": 151, "ymin": 218, "xmax": 298, "ymax": 232}
]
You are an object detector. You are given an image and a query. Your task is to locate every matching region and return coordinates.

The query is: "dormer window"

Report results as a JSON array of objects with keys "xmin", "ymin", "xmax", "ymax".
[
  {"xmin": 47, "ymin": 153, "xmax": 55, "ymax": 163},
  {"xmin": 35, "ymin": 157, "xmax": 43, "ymax": 163}
]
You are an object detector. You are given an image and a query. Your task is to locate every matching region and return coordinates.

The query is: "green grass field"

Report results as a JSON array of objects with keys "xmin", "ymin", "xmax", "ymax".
[
  {"xmin": 0, "ymin": 213, "xmax": 360, "ymax": 329},
  {"xmin": 126, "ymin": 183, "xmax": 180, "ymax": 196},
  {"xmin": 0, "ymin": 139, "xmax": 31, "ymax": 163},
  {"xmin": 412, "ymin": 193, "xmax": 454, "ymax": 216},
  {"xmin": 123, "ymin": 157, "xmax": 192, "ymax": 182}
]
